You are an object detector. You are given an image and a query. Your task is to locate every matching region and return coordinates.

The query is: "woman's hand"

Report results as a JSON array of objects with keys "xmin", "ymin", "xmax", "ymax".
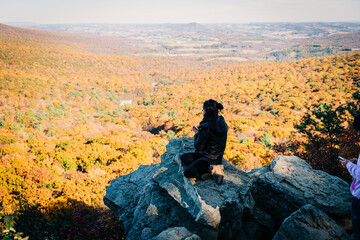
[
  {"xmin": 192, "ymin": 126, "xmax": 198, "ymax": 134},
  {"xmin": 339, "ymin": 158, "xmax": 350, "ymax": 168}
]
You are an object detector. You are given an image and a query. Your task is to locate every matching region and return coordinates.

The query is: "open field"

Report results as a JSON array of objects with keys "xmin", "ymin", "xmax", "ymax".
[{"xmin": 9, "ymin": 22, "xmax": 360, "ymax": 62}]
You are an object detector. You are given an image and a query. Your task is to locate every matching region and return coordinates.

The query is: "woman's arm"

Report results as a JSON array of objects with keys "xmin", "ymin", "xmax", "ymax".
[
  {"xmin": 347, "ymin": 161, "xmax": 360, "ymax": 180},
  {"xmin": 194, "ymin": 126, "xmax": 209, "ymax": 151}
]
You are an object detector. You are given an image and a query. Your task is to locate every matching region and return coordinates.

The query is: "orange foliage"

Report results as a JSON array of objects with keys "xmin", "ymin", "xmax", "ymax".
[{"xmin": 0, "ymin": 24, "xmax": 359, "ymax": 223}]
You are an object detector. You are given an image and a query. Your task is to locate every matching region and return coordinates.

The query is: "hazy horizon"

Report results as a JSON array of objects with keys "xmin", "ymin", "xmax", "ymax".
[
  {"xmin": 1, "ymin": 0, "xmax": 359, "ymax": 25},
  {"xmin": 4, "ymin": 21, "xmax": 360, "ymax": 26}
]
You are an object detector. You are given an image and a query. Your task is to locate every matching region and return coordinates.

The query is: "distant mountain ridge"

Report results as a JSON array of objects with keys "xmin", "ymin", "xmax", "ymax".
[{"xmin": 8, "ymin": 22, "xmax": 359, "ymax": 61}]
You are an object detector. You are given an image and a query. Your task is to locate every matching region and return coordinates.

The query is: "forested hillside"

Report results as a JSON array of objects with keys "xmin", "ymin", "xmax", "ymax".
[{"xmin": 0, "ymin": 24, "xmax": 359, "ymax": 239}]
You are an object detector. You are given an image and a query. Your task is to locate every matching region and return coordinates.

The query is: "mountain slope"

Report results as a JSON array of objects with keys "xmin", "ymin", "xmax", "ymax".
[{"xmin": 0, "ymin": 23, "xmax": 359, "ymax": 238}]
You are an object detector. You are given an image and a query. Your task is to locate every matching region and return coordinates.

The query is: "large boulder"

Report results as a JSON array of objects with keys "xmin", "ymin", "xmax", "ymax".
[
  {"xmin": 273, "ymin": 204, "xmax": 350, "ymax": 240},
  {"xmin": 104, "ymin": 137, "xmax": 352, "ymax": 240},
  {"xmin": 152, "ymin": 137, "xmax": 254, "ymax": 239},
  {"xmin": 249, "ymin": 155, "xmax": 352, "ymax": 227},
  {"xmin": 104, "ymin": 137, "xmax": 254, "ymax": 239},
  {"xmin": 103, "ymin": 163, "xmax": 162, "ymax": 232}
]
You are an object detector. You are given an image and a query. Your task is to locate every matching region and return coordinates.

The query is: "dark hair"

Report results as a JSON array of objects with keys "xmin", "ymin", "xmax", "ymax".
[
  {"xmin": 354, "ymin": 113, "xmax": 360, "ymax": 131},
  {"xmin": 203, "ymin": 99, "xmax": 223, "ymax": 119}
]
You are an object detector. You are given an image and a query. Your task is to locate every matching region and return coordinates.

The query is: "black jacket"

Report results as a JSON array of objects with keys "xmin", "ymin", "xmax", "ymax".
[{"xmin": 194, "ymin": 115, "xmax": 228, "ymax": 165}]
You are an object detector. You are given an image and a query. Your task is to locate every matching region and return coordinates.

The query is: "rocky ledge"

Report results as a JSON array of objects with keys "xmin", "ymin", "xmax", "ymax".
[{"xmin": 104, "ymin": 137, "xmax": 352, "ymax": 240}]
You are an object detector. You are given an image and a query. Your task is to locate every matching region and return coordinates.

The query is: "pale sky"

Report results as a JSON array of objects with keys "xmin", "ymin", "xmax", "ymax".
[{"xmin": 0, "ymin": 0, "xmax": 359, "ymax": 24}]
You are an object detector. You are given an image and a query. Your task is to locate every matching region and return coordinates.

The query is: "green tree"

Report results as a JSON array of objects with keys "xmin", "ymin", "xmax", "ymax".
[
  {"xmin": 296, "ymin": 103, "xmax": 344, "ymax": 151},
  {"xmin": 295, "ymin": 102, "xmax": 359, "ymax": 180},
  {"xmin": 259, "ymin": 133, "xmax": 273, "ymax": 149}
]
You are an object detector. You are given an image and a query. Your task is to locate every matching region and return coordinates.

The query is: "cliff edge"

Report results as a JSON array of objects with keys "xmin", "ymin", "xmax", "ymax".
[{"xmin": 104, "ymin": 137, "xmax": 352, "ymax": 240}]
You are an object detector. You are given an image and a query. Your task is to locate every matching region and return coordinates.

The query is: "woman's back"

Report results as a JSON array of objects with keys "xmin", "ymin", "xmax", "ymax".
[{"xmin": 196, "ymin": 115, "xmax": 227, "ymax": 163}]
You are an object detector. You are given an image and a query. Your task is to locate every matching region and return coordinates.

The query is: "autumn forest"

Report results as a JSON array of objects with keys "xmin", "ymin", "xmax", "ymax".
[{"xmin": 0, "ymin": 23, "xmax": 359, "ymax": 239}]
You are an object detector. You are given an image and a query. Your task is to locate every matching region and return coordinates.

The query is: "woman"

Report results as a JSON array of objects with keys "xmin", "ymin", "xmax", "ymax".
[
  {"xmin": 339, "ymin": 113, "xmax": 360, "ymax": 240},
  {"xmin": 180, "ymin": 99, "xmax": 228, "ymax": 185}
]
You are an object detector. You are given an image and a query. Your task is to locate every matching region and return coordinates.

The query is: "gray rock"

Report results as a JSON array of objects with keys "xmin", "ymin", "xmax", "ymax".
[
  {"xmin": 104, "ymin": 137, "xmax": 351, "ymax": 240},
  {"xmin": 111, "ymin": 180, "xmax": 201, "ymax": 240},
  {"xmin": 103, "ymin": 163, "xmax": 162, "ymax": 231},
  {"xmin": 273, "ymin": 204, "xmax": 350, "ymax": 240},
  {"xmin": 250, "ymin": 155, "xmax": 352, "ymax": 226},
  {"xmin": 104, "ymin": 137, "xmax": 254, "ymax": 239},
  {"xmin": 153, "ymin": 151, "xmax": 253, "ymax": 230},
  {"xmin": 152, "ymin": 137, "xmax": 254, "ymax": 239},
  {"xmin": 153, "ymin": 227, "xmax": 201, "ymax": 240}
]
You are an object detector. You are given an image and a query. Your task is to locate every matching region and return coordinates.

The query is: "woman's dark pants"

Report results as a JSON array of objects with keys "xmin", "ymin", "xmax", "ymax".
[{"xmin": 180, "ymin": 152, "xmax": 210, "ymax": 179}]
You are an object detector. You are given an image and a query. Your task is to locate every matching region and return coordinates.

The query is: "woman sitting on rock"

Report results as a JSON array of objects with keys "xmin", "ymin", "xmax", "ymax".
[{"xmin": 180, "ymin": 99, "xmax": 228, "ymax": 185}]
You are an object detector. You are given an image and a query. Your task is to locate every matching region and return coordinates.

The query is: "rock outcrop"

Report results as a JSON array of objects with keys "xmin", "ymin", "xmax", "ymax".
[
  {"xmin": 104, "ymin": 137, "xmax": 352, "ymax": 240},
  {"xmin": 273, "ymin": 204, "xmax": 350, "ymax": 240},
  {"xmin": 249, "ymin": 155, "xmax": 351, "ymax": 227}
]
